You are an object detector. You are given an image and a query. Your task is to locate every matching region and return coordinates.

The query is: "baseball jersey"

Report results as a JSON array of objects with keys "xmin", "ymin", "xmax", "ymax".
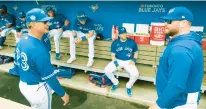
[
  {"xmin": 0, "ymin": 13, "xmax": 15, "ymax": 30},
  {"xmin": 156, "ymin": 32, "xmax": 204, "ymax": 108},
  {"xmin": 73, "ymin": 18, "xmax": 94, "ymax": 34},
  {"xmin": 49, "ymin": 14, "xmax": 67, "ymax": 30},
  {"xmin": 41, "ymin": 33, "xmax": 51, "ymax": 52},
  {"xmin": 111, "ymin": 38, "xmax": 138, "ymax": 60},
  {"xmin": 15, "ymin": 35, "xmax": 65, "ymax": 96},
  {"xmin": 16, "ymin": 19, "xmax": 27, "ymax": 33}
]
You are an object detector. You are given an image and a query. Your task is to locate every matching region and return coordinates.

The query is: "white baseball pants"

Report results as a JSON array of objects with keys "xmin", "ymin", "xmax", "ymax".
[
  {"xmin": 49, "ymin": 29, "xmax": 62, "ymax": 53},
  {"xmin": 19, "ymin": 81, "xmax": 52, "ymax": 109},
  {"xmin": 62, "ymin": 30, "xmax": 96, "ymax": 60},
  {"xmin": 104, "ymin": 59, "xmax": 139, "ymax": 88}
]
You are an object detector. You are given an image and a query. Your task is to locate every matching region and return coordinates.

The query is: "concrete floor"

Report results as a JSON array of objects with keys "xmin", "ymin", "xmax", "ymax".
[
  {"xmin": 0, "ymin": 63, "xmax": 205, "ymax": 109},
  {"xmin": 0, "ymin": 71, "xmax": 147, "ymax": 109}
]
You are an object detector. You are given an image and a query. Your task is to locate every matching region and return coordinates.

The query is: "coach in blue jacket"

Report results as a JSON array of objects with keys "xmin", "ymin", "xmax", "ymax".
[{"xmin": 149, "ymin": 7, "xmax": 204, "ymax": 109}]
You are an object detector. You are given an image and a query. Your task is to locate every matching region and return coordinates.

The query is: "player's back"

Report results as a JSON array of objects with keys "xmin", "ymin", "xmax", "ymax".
[{"xmin": 16, "ymin": 36, "xmax": 48, "ymax": 84}]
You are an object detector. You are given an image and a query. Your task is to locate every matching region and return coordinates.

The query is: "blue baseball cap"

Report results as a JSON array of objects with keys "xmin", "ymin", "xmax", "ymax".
[
  {"xmin": 77, "ymin": 11, "xmax": 87, "ymax": 21},
  {"xmin": 18, "ymin": 11, "xmax": 25, "ymax": 18},
  {"xmin": 160, "ymin": 7, "xmax": 193, "ymax": 22},
  {"xmin": 45, "ymin": 6, "xmax": 54, "ymax": 13},
  {"xmin": 26, "ymin": 8, "xmax": 52, "ymax": 23},
  {"xmin": 119, "ymin": 27, "xmax": 127, "ymax": 34}
]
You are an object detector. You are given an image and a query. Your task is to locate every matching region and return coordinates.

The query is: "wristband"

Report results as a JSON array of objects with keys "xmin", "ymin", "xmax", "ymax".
[
  {"xmin": 113, "ymin": 60, "xmax": 119, "ymax": 67},
  {"xmin": 81, "ymin": 36, "xmax": 87, "ymax": 41},
  {"xmin": 74, "ymin": 35, "xmax": 77, "ymax": 39}
]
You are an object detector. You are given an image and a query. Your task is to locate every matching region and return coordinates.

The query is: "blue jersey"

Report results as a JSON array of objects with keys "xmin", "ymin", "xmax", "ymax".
[
  {"xmin": 49, "ymin": 14, "xmax": 67, "ymax": 30},
  {"xmin": 111, "ymin": 38, "xmax": 138, "ymax": 60},
  {"xmin": 14, "ymin": 35, "xmax": 65, "ymax": 96},
  {"xmin": 15, "ymin": 36, "xmax": 54, "ymax": 83},
  {"xmin": 41, "ymin": 33, "xmax": 51, "ymax": 52},
  {"xmin": 0, "ymin": 13, "xmax": 15, "ymax": 29},
  {"xmin": 16, "ymin": 19, "xmax": 27, "ymax": 33},
  {"xmin": 156, "ymin": 32, "xmax": 204, "ymax": 108},
  {"xmin": 73, "ymin": 18, "xmax": 94, "ymax": 34}
]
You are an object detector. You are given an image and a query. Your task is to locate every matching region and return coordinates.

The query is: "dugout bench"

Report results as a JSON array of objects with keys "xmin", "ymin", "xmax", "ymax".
[{"xmin": 0, "ymin": 33, "xmax": 206, "ymax": 93}]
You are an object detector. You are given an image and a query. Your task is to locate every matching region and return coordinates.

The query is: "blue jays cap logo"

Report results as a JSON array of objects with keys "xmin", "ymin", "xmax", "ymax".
[
  {"xmin": 169, "ymin": 8, "xmax": 175, "ymax": 14},
  {"xmin": 30, "ymin": 15, "xmax": 36, "ymax": 21}
]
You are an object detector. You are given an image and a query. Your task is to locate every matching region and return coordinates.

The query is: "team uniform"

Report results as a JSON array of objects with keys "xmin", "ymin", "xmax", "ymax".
[
  {"xmin": 0, "ymin": 12, "xmax": 16, "ymax": 47},
  {"xmin": 104, "ymin": 38, "xmax": 139, "ymax": 92},
  {"xmin": 15, "ymin": 11, "xmax": 28, "ymax": 43},
  {"xmin": 48, "ymin": 14, "xmax": 67, "ymax": 59},
  {"xmin": 154, "ymin": 7, "xmax": 204, "ymax": 109},
  {"xmin": 63, "ymin": 17, "xmax": 96, "ymax": 66},
  {"xmin": 156, "ymin": 32, "xmax": 204, "ymax": 109},
  {"xmin": 15, "ymin": 8, "xmax": 67, "ymax": 109},
  {"xmin": 45, "ymin": 6, "xmax": 69, "ymax": 60}
]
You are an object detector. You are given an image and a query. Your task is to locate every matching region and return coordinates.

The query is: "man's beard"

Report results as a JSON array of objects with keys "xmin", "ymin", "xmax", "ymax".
[{"xmin": 166, "ymin": 30, "xmax": 178, "ymax": 37}]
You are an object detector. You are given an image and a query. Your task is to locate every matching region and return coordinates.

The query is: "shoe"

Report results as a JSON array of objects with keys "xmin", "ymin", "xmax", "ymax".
[
  {"xmin": 66, "ymin": 57, "xmax": 76, "ymax": 63},
  {"xmin": 111, "ymin": 83, "xmax": 119, "ymax": 92},
  {"xmin": 86, "ymin": 59, "xmax": 94, "ymax": 67},
  {"xmin": 56, "ymin": 53, "xmax": 61, "ymax": 60},
  {"xmin": 0, "ymin": 46, "xmax": 3, "ymax": 50},
  {"xmin": 126, "ymin": 88, "xmax": 132, "ymax": 97}
]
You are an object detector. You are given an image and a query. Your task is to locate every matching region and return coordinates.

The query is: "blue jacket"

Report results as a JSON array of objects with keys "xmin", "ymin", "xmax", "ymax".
[{"xmin": 156, "ymin": 32, "xmax": 204, "ymax": 108}]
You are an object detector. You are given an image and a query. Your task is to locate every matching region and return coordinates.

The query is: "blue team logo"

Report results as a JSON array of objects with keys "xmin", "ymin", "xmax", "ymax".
[
  {"xmin": 13, "ymin": 5, "xmax": 18, "ymax": 11},
  {"xmin": 90, "ymin": 4, "xmax": 99, "ymax": 12},
  {"xmin": 30, "ymin": 15, "xmax": 36, "ymax": 21}
]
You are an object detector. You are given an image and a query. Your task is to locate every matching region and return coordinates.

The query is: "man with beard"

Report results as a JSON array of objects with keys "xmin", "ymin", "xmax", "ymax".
[{"xmin": 149, "ymin": 7, "xmax": 204, "ymax": 109}]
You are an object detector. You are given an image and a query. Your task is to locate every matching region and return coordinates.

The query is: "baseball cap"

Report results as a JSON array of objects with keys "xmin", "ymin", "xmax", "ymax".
[
  {"xmin": 18, "ymin": 11, "xmax": 25, "ymax": 18},
  {"xmin": 45, "ymin": 6, "xmax": 54, "ymax": 13},
  {"xmin": 26, "ymin": 8, "xmax": 52, "ymax": 23},
  {"xmin": 77, "ymin": 11, "xmax": 87, "ymax": 21},
  {"xmin": 119, "ymin": 27, "xmax": 127, "ymax": 34},
  {"xmin": 160, "ymin": 7, "xmax": 193, "ymax": 22},
  {"xmin": 0, "ymin": 5, "xmax": 7, "ymax": 11}
]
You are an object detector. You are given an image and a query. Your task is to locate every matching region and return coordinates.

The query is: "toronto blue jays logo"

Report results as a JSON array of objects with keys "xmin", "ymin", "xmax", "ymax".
[
  {"xmin": 90, "ymin": 4, "xmax": 99, "ymax": 12},
  {"xmin": 13, "ymin": 5, "xmax": 18, "ymax": 11},
  {"xmin": 94, "ymin": 24, "xmax": 104, "ymax": 31}
]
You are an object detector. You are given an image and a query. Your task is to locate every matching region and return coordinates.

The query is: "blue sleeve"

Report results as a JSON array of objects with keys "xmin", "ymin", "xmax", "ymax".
[
  {"xmin": 133, "ymin": 42, "xmax": 138, "ymax": 53},
  {"xmin": 46, "ymin": 75, "xmax": 66, "ymax": 97},
  {"xmin": 15, "ymin": 20, "xmax": 22, "ymax": 32},
  {"xmin": 35, "ymin": 50, "xmax": 65, "ymax": 96},
  {"xmin": 156, "ymin": 46, "xmax": 193, "ymax": 108},
  {"xmin": 60, "ymin": 14, "xmax": 67, "ymax": 31},
  {"xmin": 111, "ymin": 41, "xmax": 116, "ymax": 54},
  {"xmin": 7, "ymin": 15, "xmax": 15, "ymax": 25},
  {"xmin": 72, "ymin": 20, "xmax": 78, "ymax": 31}
]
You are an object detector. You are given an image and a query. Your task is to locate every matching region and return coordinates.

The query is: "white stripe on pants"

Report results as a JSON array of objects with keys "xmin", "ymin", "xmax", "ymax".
[
  {"xmin": 49, "ymin": 29, "xmax": 63, "ymax": 53},
  {"xmin": 19, "ymin": 81, "xmax": 52, "ymax": 109},
  {"xmin": 62, "ymin": 30, "xmax": 96, "ymax": 59},
  {"xmin": 104, "ymin": 59, "xmax": 139, "ymax": 88}
]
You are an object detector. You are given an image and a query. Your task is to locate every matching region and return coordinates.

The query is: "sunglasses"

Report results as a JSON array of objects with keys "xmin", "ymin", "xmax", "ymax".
[
  {"xmin": 164, "ymin": 20, "xmax": 172, "ymax": 24},
  {"xmin": 42, "ymin": 21, "xmax": 48, "ymax": 24}
]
